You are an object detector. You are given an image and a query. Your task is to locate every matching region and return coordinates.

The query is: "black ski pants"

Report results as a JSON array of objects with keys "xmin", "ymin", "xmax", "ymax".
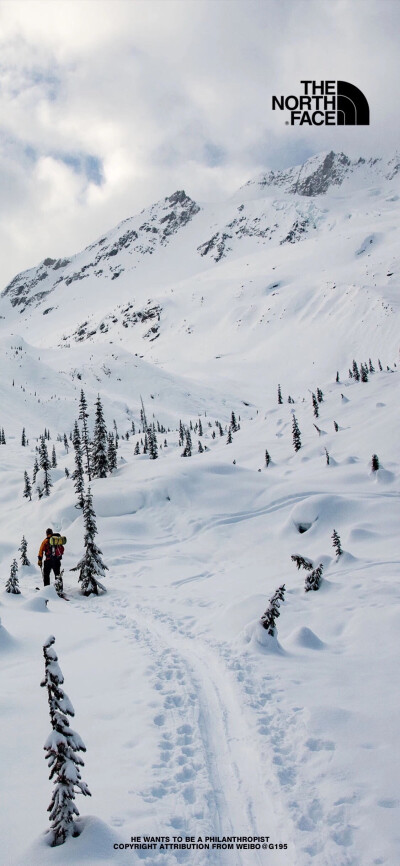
[{"xmin": 43, "ymin": 558, "xmax": 61, "ymax": 586}]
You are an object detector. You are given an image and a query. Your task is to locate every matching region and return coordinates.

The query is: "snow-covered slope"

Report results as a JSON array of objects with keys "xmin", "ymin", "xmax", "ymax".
[
  {"xmin": 1, "ymin": 149, "xmax": 399, "ymax": 399},
  {"xmin": 0, "ymin": 151, "xmax": 399, "ymax": 866}
]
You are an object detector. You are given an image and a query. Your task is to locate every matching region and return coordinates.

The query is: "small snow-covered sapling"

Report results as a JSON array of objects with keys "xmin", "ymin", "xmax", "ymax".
[
  {"xmin": 6, "ymin": 559, "xmax": 20, "ymax": 594},
  {"xmin": 260, "ymin": 585, "xmax": 286, "ymax": 635},
  {"xmin": 332, "ymin": 529, "xmax": 342, "ymax": 557},
  {"xmin": 305, "ymin": 563, "xmax": 324, "ymax": 592},
  {"xmin": 371, "ymin": 454, "xmax": 380, "ymax": 472}
]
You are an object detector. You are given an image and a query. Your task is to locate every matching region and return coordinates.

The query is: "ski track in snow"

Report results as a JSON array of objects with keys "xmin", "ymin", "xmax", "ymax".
[
  {"xmin": 71, "ymin": 586, "xmax": 364, "ymax": 866},
  {"xmin": 72, "ymin": 591, "xmax": 292, "ymax": 866},
  {"xmin": 134, "ymin": 604, "xmax": 361, "ymax": 866}
]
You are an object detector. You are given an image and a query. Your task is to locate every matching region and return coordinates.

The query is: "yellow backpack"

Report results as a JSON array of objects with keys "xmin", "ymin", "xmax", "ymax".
[{"xmin": 49, "ymin": 534, "xmax": 67, "ymax": 548}]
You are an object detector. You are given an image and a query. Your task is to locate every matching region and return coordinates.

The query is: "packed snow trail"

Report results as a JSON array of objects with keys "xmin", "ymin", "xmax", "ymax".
[{"xmin": 72, "ymin": 591, "xmax": 293, "ymax": 866}]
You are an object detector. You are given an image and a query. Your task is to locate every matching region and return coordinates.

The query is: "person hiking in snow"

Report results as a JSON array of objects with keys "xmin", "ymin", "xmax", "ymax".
[{"xmin": 38, "ymin": 527, "xmax": 64, "ymax": 587}]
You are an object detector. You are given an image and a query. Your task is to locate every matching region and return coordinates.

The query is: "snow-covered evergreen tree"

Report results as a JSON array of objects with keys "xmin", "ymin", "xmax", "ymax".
[
  {"xmin": 32, "ymin": 456, "xmax": 39, "ymax": 483},
  {"xmin": 265, "ymin": 449, "xmax": 271, "ymax": 467},
  {"xmin": 292, "ymin": 415, "xmax": 301, "ymax": 452},
  {"xmin": 277, "ymin": 384, "xmax": 283, "ymax": 404},
  {"xmin": 23, "ymin": 470, "xmax": 32, "ymax": 501},
  {"xmin": 92, "ymin": 395, "xmax": 108, "ymax": 478},
  {"xmin": 39, "ymin": 436, "xmax": 52, "ymax": 496},
  {"xmin": 360, "ymin": 363, "xmax": 369, "ymax": 383},
  {"xmin": 198, "ymin": 440, "xmax": 204, "ymax": 453},
  {"xmin": 147, "ymin": 426, "xmax": 158, "ymax": 460},
  {"xmin": 41, "ymin": 636, "xmax": 91, "ymax": 846},
  {"xmin": 139, "ymin": 398, "xmax": 147, "ymax": 434},
  {"xmin": 19, "ymin": 535, "xmax": 30, "ymax": 566},
  {"xmin": 6, "ymin": 559, "xmax": 20, "ymax": 594},
  {"xmin": 134, "ymin": 441, "xmax": 140, "ymax": 455},
  {"xmin": 182, "ymin": 428, "xmax": 192, "ymax": 457},
  {"xmin": 107, "ymin": 431, "xmax": 118, "ymax": 471},
  {"xmin": 368, "ymin": 358, "xmax": 375, "ymax": 373},
  {"xmin": 21, "ymin": 427, "xmax": 26, "ymax": 446},
  {"xmin": 312, "ymin": 393, "xmax": 319, "ymax": 417},
  {"xmin": 352, "ymin": 360, "xmax": 360, "ymax": 381},
  {"xmin": 51, "ymin": 445, "xmax": 57, "ymax": 468},
  {"xmin": 334, "ymin": 420, "xmax": 339, "ymax": 432},
  {"xmin": 198, "ymin": 418, "xmax": 203, "ymax": 437},
  {"xmin": 260, "ymin": 585, "xmax": 285, "ymax": 635},
  {"xmin": 378, "ymin": 358, "xmax": 383, "ymax": 371},
  {"xmin": 332, "ymin": 529, "xmax": 343, "ymax": 557},
  {"xmin": 71, "ymin": 487, "xmax": 108, "ymax": 595},
  {"xmin": 78, "ymin": 390, "xmax": 92, "ymax": 480},
  {"xmin": 72, "ymin": 422, "xmax": 85, "ymax": 510},
  {"xmin": 63, "ymin": 434, "xmax": 69, "ymax": 453},
  {"xmin": 305, "ymin": 563, "xmax": 324, "ymax": 592},
  {"xmin": 230, "ymin": 411, "xmax": 238, "ymax": 432},
  {"xmin": 371, "ymin": 453, "xmax": 380, "ymax": 472},
  {"xmin": 316, "ymin": 387, "xmax": 324, "ymax": 403},
  {"xmin": 226, "ymin": 427, "xmax": 233, "ymax": 444}
]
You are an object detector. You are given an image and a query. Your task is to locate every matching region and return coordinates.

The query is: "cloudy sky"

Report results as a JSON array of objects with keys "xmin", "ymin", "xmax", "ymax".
[{"xmin": 0, "ymin": 0, "xmax": 399, "ymax": 286}]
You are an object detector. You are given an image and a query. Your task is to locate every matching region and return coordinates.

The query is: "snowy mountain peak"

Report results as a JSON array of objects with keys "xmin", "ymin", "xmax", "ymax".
[
  {"xmin": 1, "ymin": 148, "xmax": 400, "ymax": 366},
  {"xmin": 237, "ymin": 150, "xmax": 400, "ymax": 200},
  {"xmin": 241, "ymin": 151, "xmax": 352, "ymax": 197}
]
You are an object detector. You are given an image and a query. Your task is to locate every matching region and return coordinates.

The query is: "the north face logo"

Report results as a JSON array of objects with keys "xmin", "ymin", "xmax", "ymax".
[
  {"xmin": 336, "ymin": 81, "xmax": 369, "ymax": 125},
  {"xmin": 272, "ymin": 81, "xmax": 370, "ymax": 126}
]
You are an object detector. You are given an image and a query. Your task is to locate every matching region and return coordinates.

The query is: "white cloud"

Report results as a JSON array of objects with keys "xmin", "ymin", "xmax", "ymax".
[{"xmin": 0, "ymin": 0, "xmax": 398, "ymax": 286}]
